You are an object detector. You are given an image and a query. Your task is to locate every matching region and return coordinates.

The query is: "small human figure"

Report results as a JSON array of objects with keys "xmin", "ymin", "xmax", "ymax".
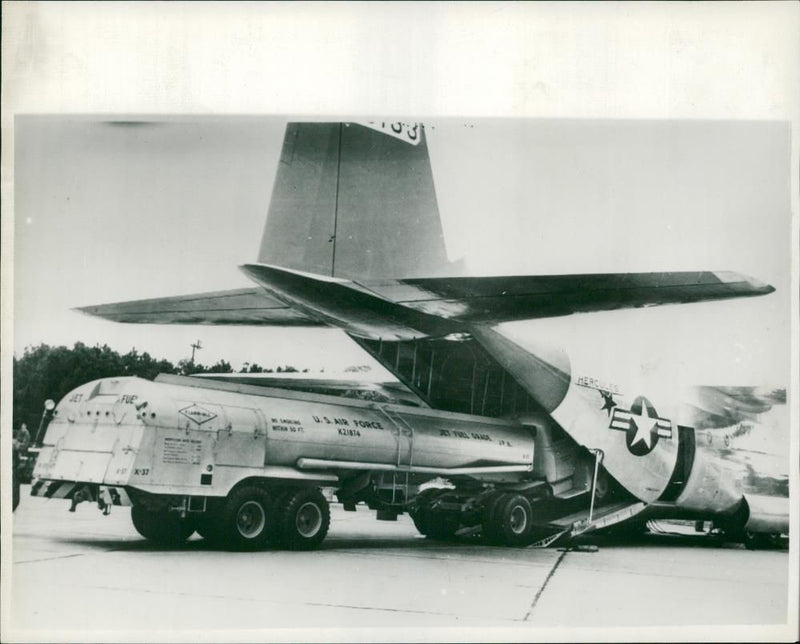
[
  {"xmin": 14, "ymin": 423, "xmax": 31, "ymax": 453},
  {"xmin": 12, "ymin": 424, "xmax": 31, "ymax": 512}
]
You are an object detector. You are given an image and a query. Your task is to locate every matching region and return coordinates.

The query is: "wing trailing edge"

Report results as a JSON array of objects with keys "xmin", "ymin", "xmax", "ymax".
[{"xmin": 74, "ymin": 287, "xmax": 324, "ymax": 327}]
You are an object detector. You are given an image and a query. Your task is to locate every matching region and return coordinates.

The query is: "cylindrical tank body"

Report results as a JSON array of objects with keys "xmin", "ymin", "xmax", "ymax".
[{"xmin": 34, "ymin": 376, "xmax": 535, "ymax": 497}]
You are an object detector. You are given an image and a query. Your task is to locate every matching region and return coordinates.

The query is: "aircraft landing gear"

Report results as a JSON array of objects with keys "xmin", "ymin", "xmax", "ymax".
[{"xmin": 742, "ymin": 530, "xmax": 784, "ymax": 550}]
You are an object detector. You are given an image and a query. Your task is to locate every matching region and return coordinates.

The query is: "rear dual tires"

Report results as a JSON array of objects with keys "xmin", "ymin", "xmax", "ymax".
[
  {"xmin": 204, "ymin": 486, "xmax": 275, "ymax": 551},
  {"xmin": 483, "ymin": 492, "xmax": 534, "ymax": 546},
  {"xmin": 134, "ymin": 486, "xmax": 331, "ymax": 551},
  {"xmin": 274, "ymin": 488, "xmax": 331, "ymax": 551},
  {"xmin": 200, "ymin": 487, "xmax": 330, "ymax": 551},
  {"xmin": 131, "ymin": 505, "xmax": 196, "ymax": 546}
]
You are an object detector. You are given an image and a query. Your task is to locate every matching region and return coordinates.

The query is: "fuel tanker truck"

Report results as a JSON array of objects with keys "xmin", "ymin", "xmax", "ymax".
[{"xmin": 32, "ymin": 374, "xmax": 607, "ymax": 550}]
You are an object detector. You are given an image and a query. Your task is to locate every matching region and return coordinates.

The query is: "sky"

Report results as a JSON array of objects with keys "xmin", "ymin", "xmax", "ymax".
[{"xmin": 13, "ymin": 116, "xmax": 792, "ymax": 386}]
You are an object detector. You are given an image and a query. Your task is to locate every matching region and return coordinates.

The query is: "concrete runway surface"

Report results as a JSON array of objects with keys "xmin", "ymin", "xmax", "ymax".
[{"xmin": 5, "ymin": 486, "xmax": 794, "ymax": 641}]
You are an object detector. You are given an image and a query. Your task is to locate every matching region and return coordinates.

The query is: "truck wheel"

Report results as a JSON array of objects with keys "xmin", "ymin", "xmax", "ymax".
[
  {"xmin": 216, "ymin": 486, "xmax": 274, "ymax": 551},
  {"xmin": 409, "ymin": 489, "xmax": 438, "ymax": 536},
  {"xmin": 425, "ymin": 511, "xmax": 461, "ymax": 541},
  {"xmin": 481, "ymin": 491, "xmax": 508, "ymax": 545},
  {"xmin": 131, "ymin": 506, "xmax": 196, "ymax": 546},
  {"xmin": 410, "ymin": 489, "xmax": 460, "ymax": 540},
  {"xmin": 413, "ymin": 507, "xmax": 460, "ymax": 540},
  {"xmin": 411, "ymin": 511, "xmax": 432, "ymax": 536},
  {"xmin": 487, "ymin": 493, "xmax": 534, "ymax": 546},
  {"xmin": 276, "ymin": 488, "xmax": 330, "ymax": 550},
  {"xmin": 195, "ymin": 515, "xmax": 223, "ymax": 545}
]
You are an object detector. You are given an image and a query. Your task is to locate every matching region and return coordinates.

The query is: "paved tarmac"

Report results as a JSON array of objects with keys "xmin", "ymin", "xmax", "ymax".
[{"xmin": 5, "ymin": 486, "xmax": 795, "ymax": 641}]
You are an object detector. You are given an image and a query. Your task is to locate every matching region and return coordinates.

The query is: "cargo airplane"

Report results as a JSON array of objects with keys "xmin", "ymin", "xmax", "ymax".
[{"xmin": 32, "ymin": 121, "xmax": 789, "ymax": 551}]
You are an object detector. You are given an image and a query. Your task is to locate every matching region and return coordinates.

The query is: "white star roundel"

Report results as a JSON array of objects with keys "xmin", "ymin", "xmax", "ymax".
[{"xmin": 609, "ymin": 396, "xmax": 672, "ymax": 456}]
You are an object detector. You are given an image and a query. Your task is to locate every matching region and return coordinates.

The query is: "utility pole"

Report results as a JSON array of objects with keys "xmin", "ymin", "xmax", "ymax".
[{"xmin": 190, "ymin": 339, "xmax": 203, "ymax": 364}]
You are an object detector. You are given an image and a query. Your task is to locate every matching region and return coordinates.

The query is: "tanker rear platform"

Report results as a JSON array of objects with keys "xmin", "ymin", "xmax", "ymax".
[{"xmin": 7, "ymin": 484, "xmax": 793, "ymax": 641}]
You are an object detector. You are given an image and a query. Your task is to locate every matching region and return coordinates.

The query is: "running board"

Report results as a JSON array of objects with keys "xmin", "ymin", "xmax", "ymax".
[
  {"xmin": 571, "ymin": 501, "xmax": 648, "ymax": 536},
  {"xmin": 526, "ymin": 502, "xmax": 648, "ymax": 548},
  {"xmin": 296, "ymin": 457, "xmax": 532, "ymax": 476},
  {"xmin": 546, "ymin": 501, "xmax": 648, "ymax": 536}
]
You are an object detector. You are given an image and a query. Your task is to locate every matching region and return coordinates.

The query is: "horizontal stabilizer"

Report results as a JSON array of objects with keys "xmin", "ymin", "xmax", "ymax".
[
  {"xmin": 368, "ymin": 270, "xmax": 775, "ymax": 324},
  {"xmin": 78, "ymin": 268, "xmax": 774, "ymax": 337},
  {"xmin": 241, "ymin": 263, "xmax": 774, "ymax": 339},
  {"xmin": 75, "ymin": 288, "xmax": 324, "ymax": 326}
]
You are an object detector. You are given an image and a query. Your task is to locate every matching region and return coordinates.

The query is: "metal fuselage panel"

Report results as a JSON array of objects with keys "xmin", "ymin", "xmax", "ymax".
[
  {"xmin": 468, "ymin": 325, "xmax": 788, "ymax": 527},
  {"xmin": 471, "ymin": 326, "xmax": 681, "ymax": 503},
  {"xmin": 675, "ymin": 409, "xmax": 789, "ymax": 530}
]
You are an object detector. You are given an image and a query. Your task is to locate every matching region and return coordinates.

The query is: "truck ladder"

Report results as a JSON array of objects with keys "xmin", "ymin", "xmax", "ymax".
[
  {"xmin": 379, "ymin": 406, "xmax": 416, "ymax": 503},
  {"xmin": 379, "ymin": 406, "xmax": 415, "ymax": 468}
]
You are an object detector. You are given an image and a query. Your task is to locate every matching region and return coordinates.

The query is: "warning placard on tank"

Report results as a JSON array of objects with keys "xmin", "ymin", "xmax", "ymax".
[{"xmin": 162, "ymin": 437, "xmax": 202, "ymax": 465}]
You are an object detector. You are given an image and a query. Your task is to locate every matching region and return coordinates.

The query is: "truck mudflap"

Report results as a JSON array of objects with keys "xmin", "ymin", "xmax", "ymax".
[{"xmin": 31, "ymin": 480, "xmax": 132, "ymax": 511}]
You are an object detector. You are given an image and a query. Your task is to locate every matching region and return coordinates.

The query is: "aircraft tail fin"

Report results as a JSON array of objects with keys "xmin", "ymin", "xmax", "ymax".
[{"xmin": 258, "ymin": 122, "xmax": 458, "ymax": 280}]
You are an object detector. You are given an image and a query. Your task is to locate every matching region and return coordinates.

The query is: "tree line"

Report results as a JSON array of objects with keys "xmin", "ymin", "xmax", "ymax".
[{"xmin": 12, "ymin": 342, "xmax": 303, "ymax": 431}]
